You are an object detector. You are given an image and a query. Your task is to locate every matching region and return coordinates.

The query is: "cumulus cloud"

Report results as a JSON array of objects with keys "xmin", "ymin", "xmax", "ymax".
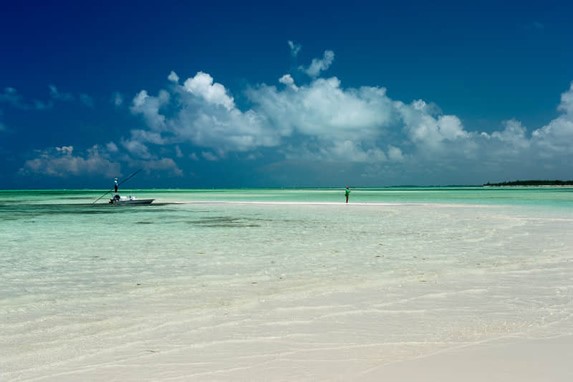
[
  {"xmin": 21, "ymin": 145, "xmax": 120, "ymax": 177},
  {"xmin": 303, "ymin": 50, "xmax": 335, "ymax": 78},
  {"xmin": 489, "ymin": 119, "xmax": 530, "ymax": 151},
  {"xmin": 137, "ymin": 157, "xmax": 183, "ymax": 176},
  {"xmin": 123, "ymin": 61, "xmax": 413, "ymax": 171},
  {"xmin": 130, "ymin": 89, "xmax": 169, "ymax": 130},
  {"xmin": 399, "ymin": 101, "xmax": 468, "ymax": 151},
  {"xmin": 249, "ymin": 77, "xmax": 395, "ymax": 142},
  {"xmin": 123, "ymin": 59, "xmax": 573, "ymax": 182},
  {"xmin": 168, "ymin": 71, "xmax": 180, "ymax": 83},
  {"xmin": 21, "ymin": 143, "xmax": 183, "ymax": 179},
  {"xmin": 182, "ymin": 72, "xmax": 234, "ymax": 110},
  {"xmin": 530, "ymin": 83, "xmax": 573, "ymax": 156},
  {"xmin": 19, "ymin": 45, "xmax": 573, "ymax": 185},
  {"xmin": 106, "ymin": 142, "xmax": 119, "ymax": 152},
  {"xmin": 121, "ymin": 138, "xmax": 151, "ymax": 159},
  {"xmin": 279, "ymin": 74, "xmax": 298, "ymax": 90},
  {"xmin": 557, "ymin": 82, "xmax": 573, "ymax": 116},
  {"xmin": 388, "ymin": 146, "xmax": 405, "ymax": 162},
  {"xmin": 129, "ymin": 72, "xmax": 282, "ymax": 157}
]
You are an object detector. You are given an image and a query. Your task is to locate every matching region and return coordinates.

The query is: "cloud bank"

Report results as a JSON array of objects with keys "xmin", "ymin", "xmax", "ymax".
[{"xmin": 17, "ymin": 48, "xmax": 573, "ymax": 186}]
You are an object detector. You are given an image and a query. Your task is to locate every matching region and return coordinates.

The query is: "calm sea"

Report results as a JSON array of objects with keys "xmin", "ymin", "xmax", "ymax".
[
  {"xmin": 2, "ymin": 186, "xmax": 573, "ymax": 207},
  {"xmin": 1, "ymin": 187, "xmax": 572, "ymax": 380}
]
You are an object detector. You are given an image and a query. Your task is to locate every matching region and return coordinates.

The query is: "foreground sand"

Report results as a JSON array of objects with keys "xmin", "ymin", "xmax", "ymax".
[
  {"xmin": 12, "ymin": 280, "xmax": 572, "ymax": 381},
  {"xmin": 17, "ymin": 311, "xmax": 573, "ymax": 381},
  {"xmin": 2, "ymin": 201, "xmax": 572, "ymax": 381},
  {"xmin": 370, "ymin": 335, "xmax": 573, "ymax": 381}
]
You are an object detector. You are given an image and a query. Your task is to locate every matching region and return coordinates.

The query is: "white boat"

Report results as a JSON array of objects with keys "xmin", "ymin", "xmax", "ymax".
[{"xmin": 109, "ymin": 194, "xmax": 154, "ymax": 205}]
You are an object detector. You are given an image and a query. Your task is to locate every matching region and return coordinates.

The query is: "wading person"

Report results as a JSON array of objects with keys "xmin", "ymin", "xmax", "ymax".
[
  {"xmin": 345, "ymin": 186, "xmax": 351, "ymax": 203},
  {"xmin": 114, "ymin": 178, "xmax": 119, "ymax": 193}
]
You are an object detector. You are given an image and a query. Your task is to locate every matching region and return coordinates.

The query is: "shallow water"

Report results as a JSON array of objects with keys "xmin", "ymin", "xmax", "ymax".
[{"xmin": 1, "ymin": 188, "xmax": 572, "ymax": 380}]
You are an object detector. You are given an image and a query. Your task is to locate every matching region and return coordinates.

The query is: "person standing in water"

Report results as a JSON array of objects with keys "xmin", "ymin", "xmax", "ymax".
[
  {"xmin": 114, "ymin": 177, "xmax": 119, "ymax": 193},
  {"xmin": 345, "ymin": 186, "xmax": 351, "ymax": 203}
]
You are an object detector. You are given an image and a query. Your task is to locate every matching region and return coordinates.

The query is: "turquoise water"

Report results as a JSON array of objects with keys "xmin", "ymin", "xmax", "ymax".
[
  {"xmin": 130, "ymin": 186, "xmax": 572, "ymax": 208},
  {"xmin": 1, "ymin": 187, "xmax": 572, "ymax": 380},
  {"xmin": 1, "ymin": 186, "xmax": 572, "ymax": 209}
]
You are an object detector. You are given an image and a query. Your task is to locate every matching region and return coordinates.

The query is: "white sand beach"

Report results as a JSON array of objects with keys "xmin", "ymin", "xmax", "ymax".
[
  {"xmin": 1, "ymin": 195, "xmax": 572, "ymax": 381},
  {"xmin": 372, "ymin": 335, "xmax": 573, "ymax": 381}
]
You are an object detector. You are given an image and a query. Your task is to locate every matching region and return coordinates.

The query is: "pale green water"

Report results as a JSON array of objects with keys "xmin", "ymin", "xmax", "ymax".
[
  {"xmin": 2, "ymin": 186, "xmax": 573, "ymax": 208},
  {"xmin": 1, "ymin": 188, "xmax": 572, "ymax": 380}
]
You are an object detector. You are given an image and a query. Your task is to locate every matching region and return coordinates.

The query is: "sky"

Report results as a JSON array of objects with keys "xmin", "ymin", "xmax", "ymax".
[{"xmin": 1, "ymin": 0, "xmax": 572, "ymax": 189}]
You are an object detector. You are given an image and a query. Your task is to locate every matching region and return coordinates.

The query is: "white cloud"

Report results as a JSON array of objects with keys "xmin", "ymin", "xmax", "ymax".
[
  {"xmin": 130, "ymin": 90, "xmax": 169, "ymax": 130},
  {"xmin": 397, "ymin": 99, "xmax": 469, "ymax": 151},
  {"xmin": 21, "ymin": 145, "xmax": 120, "ymax": 177},
  {"xmin": 153, "ymin": 70, "xmax": 399, "ymax": 164},
  {"xmin": 92, "ymin": 51, "xmax": 573, "ymax": 184},
  {"xmin": 279, "ymin": 74, "xmax": 298, "ymax": 90},
  {"xmin": 168, "ymin": 71, "xmax": 180, "ymax": 83},
  {"xmin": 139, "ymin": 157, "xmax": 182, "ymax": 176},
  {"xmin": 387, "ymin": 145, "xmax": 404, "ymax": 162},
  {"xmin": 303, "ymin": 50, "xmax": 335, "ymax": 78},
  {"xmin": 183, "ymin": 72, "xmax": 234, "ymax": 110},
  {"xmin": 121, "ymin": 137, "xmax": 151, "ymax": 159},
  {"xmin": 56, "ymin": 145, "xmax": 74, "ymax": 155},
  {"xmin": 129, "ymin": 74, "xmax": 282, "ymax": 155},
  {"xmin": 106, "ymin": 142, "xmax": 119, "ymax": 152},
  {"xmin": 529, "ymin": 82, "xmax": 573, "ymax": 157},
  {"xmin": 557, "ymin": 82, "xmax": 573, "ymax": 116},
  {"xmin": 20, "ymin": 142, "xmax": 183, "ymax": 179},
  {"xmin": 489, "ymin": 119, "xmax": 529, "ymax": 149},
  {"xmin": 176, "ymin": 105, "xmax": 279, "ymax": 154},
  {"xmin": 249, "ymin": 76, "xmax": 395, "ymax": 144}
]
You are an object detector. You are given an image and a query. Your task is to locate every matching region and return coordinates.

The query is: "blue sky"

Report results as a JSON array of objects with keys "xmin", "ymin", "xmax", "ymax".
[{"xmin": 1, "ymin": 0, "xmax": 572, "ymax": 188}]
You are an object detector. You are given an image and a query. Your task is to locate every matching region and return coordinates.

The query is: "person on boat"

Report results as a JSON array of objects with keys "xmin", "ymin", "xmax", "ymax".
[
  {"xmin": 114, "ymin": 178, "xmax": 119, "ymax": 193},
  {"xmin": 345, "ymin": 186, "xmax": 351, "ymax": 204}
]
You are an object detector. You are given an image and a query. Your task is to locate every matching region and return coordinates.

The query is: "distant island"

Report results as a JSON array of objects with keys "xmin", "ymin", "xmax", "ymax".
[{"xmin": 483, "ymin": 180, "xmax": 573, "ymax": 187}]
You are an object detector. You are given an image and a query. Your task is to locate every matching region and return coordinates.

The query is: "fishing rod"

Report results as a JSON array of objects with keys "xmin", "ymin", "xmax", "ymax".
[{"xmin": 92, "ymin": 168, "xmax": 143, "ymax": 204}]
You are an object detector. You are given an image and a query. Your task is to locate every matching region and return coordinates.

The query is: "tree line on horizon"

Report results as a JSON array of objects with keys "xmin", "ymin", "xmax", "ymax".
[{"xmin": 483, "ymin": 180, "xmax": 573, "ymax": 187}]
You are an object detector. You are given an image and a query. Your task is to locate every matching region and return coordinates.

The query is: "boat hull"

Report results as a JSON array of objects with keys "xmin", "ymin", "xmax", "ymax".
[
  {"xmin": 112, "ymin": 199, "xmax": 154, "ymax": 205},
  {"xmin": 109, "ymin": 195, "xmax": 154, "ymax": 205}
]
